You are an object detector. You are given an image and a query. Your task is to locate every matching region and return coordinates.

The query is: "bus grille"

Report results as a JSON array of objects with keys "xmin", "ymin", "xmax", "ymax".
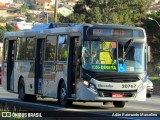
[
  {"xmin": 96, "ymin": 78, "xmax": 139, "ymax": 82},
  {"xmin": 97, "ymin": 89, "xmax": 137, "ymax": 97},
  {"xmin": 92, "ymin": 74, "xmax": 140, "ymax": 82}
]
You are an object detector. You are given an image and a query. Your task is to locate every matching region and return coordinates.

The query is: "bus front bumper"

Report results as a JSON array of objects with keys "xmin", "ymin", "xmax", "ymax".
[{"xmin": 76, "ymin": 82, "xmax": 146, "ymax": 102}]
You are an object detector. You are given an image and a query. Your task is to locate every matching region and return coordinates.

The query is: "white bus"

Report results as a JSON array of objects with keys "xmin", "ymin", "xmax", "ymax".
[{"xmin": 2, "ymin": 23, "xmax": 148, "ymax": 107}]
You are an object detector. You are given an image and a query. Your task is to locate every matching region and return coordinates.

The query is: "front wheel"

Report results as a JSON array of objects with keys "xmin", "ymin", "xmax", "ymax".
[
  {"xmin": 58, "ymin": 82, "xmax": 72, "ymax": 107},
  {"xmin": 113, "ymin": 101, "xmax": 125, "ymax": 108}
]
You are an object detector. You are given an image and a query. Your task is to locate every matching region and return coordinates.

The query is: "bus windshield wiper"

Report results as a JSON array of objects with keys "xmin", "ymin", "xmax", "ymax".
[{"xmin": 122, "ymin": 39, "xmax": 134, "ymax": 63}]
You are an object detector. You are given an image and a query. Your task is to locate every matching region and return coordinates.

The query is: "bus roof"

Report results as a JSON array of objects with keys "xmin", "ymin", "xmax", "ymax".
[{"xmin": 4, "ymin": 23, "xmax": 144, "ymax": 38}]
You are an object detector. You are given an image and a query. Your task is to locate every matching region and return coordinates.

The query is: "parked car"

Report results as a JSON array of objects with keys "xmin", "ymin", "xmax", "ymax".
[{"xmin": 146, "ymin": 78, "xmax": 153, "ymax": 98}]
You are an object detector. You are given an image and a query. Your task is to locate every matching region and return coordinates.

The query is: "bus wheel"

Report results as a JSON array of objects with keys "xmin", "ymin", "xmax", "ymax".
[
  {"xmin": 113, "ymin": 101, "xmax": 125, "ymax": 108},
  {"xmin": 18, "ymin": 80, "xmax": 27, "ymax": 101},
  {"xmin": 59, "ymin": 82, "xmax": 72, "ymax": 107}
]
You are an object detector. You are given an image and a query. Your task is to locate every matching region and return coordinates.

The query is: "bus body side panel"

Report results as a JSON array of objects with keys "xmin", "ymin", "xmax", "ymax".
[
  {"xmin": 42, "ymin": 34, "xmax": 69, "ymax": 98},
  {"xmin": 23, "ymin": 61, "xmax": 35, "ymax": 95},
  {"xmin": 42, "ymin": 61, "xmax": 57, "ymax": 97},
  {"xmin": 42, "ymin": 63, "xmax": 68, "ymax": 98},
  {"xmin": 13, "ymin": 61, "xmax": 35, "ymax": 94},
  {"xmin": 13, "ymin": 61, "xmax": 23, "ymax": 93},
  {"xmin": 2, "ymin": 61, "xmax": 7, "ymax": 90}
]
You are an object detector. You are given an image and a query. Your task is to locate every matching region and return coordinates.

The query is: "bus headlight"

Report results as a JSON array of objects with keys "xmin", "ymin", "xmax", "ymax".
[
  {"xmin": 82, "ymin": 80, "xmax": 97, "ymax": 92},
  {"xmin": 83, "ymin": 80, "xmax": 89, "ymax": 86}
]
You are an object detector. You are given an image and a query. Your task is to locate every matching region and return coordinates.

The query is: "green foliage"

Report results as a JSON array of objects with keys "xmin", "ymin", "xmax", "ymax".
[
  {"xmin": 6, "ymin": 24, "xmax": 16, "ymax": 32},
  {"xmin": 0, "ymin": 105, "xmax": 25, "ymax": 119},
  {"xmin": 20, "ymin": 4, "xmax": 29, "ymax": 13},
  {"xmin": 25, "ymin": 12, "xmax": 34, "ymax": 22},
  {"xmin": 0, "ymin": 23, "xmax": 17, "ymax": 42},
  {"xmin": 140, "ymin": 11, "xmax": 160, "ymax": 76},
  {"xmin": 0, "ymin": 25, "xmax": 6, "ymax": 42},
  {"xmin": 0, "ymin": 18, "xmax": 6, "ymax": 23},
  {"xmin": 141, "ymin": 11, "xmax": 160, "ymax": 63},
  {"xmin": 61, "ymin": 0, "xmax": 151, "ymax": 25}
]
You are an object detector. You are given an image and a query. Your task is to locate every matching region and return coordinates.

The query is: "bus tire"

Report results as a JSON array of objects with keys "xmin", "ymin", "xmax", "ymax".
[
  {"xmin": 18, "ymin": 79, "xmax": 27, "ymax": 101},
  {"xmin": 18, "ymin": 79, "xmax": 37, "ymax": 101},
  {"xmin": 113, "ymin": 101, "xmax": 125, "ymax": 108},
  {"xmin": 58, "ymin": 81, "xmax": 72, "ymax": 107}
]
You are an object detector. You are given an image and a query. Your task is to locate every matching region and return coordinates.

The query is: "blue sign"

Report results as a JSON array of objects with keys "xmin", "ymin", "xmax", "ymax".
[{"xmin": 118, "ymin": 64, "xmax": 126, "ymax": 72}]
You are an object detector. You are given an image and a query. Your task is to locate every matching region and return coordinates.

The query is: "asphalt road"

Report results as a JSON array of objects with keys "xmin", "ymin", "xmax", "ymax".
[{"xmin": 0, "ymin": 85, "xmax": 160, "ymax": 120}]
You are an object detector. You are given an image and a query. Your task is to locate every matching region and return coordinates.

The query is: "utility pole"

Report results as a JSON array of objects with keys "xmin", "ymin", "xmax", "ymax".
[{"xmin": 54, "ymin": 0, "xmax": 59, "ymax": 23}]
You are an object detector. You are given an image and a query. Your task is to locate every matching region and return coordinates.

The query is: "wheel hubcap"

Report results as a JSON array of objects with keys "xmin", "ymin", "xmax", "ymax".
[
  {"xmin": 61, "ymin": 88, "xmax": 66, "ymax": 101},
  {"xmin": 19, "ymin": 86, "xmax": 24, "ymax": 99}
]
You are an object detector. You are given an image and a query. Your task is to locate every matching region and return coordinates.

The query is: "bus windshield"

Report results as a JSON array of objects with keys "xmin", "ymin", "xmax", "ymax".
[{"xmin": 82, "ymin": 41, "xmax": 145, "ymax": 73}]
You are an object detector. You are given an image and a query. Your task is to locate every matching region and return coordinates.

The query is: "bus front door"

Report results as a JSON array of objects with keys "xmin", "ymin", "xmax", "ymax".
[
  {"xmin": 35, "ymin": 39, "xmax": 44, "ymax": 94},
  {"xmin": 7, "ymin": 40, "xmax": 16, "ymax": 91},
  {"xmin": 68, "ymin": 37, "xmax": 80, "ymax": 98}
]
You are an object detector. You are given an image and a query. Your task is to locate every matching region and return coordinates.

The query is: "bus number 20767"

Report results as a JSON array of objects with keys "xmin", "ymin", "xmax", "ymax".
[{"xmin": 122, "ymin": 84, "xmax": 136, "ymax": 88}]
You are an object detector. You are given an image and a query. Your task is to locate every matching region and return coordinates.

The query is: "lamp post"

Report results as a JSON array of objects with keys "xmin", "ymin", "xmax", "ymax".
[{"xmin": 148, "ymin": 17, "xmax": 160, "ymax": 28}]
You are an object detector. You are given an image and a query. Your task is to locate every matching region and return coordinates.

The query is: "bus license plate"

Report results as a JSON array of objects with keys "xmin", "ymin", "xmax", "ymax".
[{"xmin": 112, "ymin": 93, "xmax": 124, "ymax": 98}]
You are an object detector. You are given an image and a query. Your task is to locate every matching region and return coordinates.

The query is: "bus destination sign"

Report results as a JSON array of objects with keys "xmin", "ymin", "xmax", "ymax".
[
  {"xmin": 92, "ymin": 64, "xmax": 117, "ymax": 71},
  {"xmin": 92, "ymin": 28, "xmax": 144, "ymax": 37}
]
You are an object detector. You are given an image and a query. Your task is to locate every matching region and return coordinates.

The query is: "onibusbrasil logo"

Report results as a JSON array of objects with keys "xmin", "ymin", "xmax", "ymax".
[{"xmin": 1, "ymin": 112, "xmax": 42, "ymax": 118}]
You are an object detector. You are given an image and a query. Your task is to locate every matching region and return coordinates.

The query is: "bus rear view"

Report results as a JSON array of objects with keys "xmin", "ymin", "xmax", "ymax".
[{"xmin": 77, "ymin": 24, "xmax": 147, "ymax": 107}]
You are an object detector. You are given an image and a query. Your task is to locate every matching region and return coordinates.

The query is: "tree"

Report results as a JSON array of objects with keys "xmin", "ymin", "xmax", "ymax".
[
  {"xmin": 20, "ymin": 4, "xmax": 29, "ymax": 14},
  {"xmin": 25, "ymin": 12, "xmax": 34, "ymax": 22},
  {"xmin": 6, "ymin": 24, "xmax": 17, "ymax": 32},
  {"xmin": 0, "ymin": 25, "xmax": 6, "ymax": 42},
  {"xmin": 140, "ymin": 11, "xmax": 160, "ymax": 70},
  {"xmin": 0, "ymin": 23, "xmax": 17, "ymax": 42},
  {"xmin": 61, "ymin": 0, "xmax": 151, "ymax": 25}
]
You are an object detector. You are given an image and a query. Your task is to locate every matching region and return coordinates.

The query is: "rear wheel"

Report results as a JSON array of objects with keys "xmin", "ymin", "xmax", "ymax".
[
  {"xmin": 58, "ymin": 81, "xmax": 72, "ymax": 107},
  {"xmin": 18, "ymin": 79, "xmax": 37, "ymax": 101},
  {"xmin": 113, "ymin": 101, "xmax": 125, "ymax": 108},
  {"xmin": 18, "ymin": 79, "xmax": 27, "ymax": 101}
]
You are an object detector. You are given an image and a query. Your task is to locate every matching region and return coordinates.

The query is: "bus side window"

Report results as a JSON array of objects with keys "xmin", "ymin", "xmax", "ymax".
[
  {"xmin": 58, "ymin": 35, "xmax": 68, "ymax": 61},
  {"xmin": 46, "ymin": 36, "xmax": 57, "ymax": 61},
  {"xmin": 16, "ymin": 38, "xmax": 26, "ymax": 60},
  {"xmin": 26, "ymin": 38, "xmax": 35, "ymax": 60},
  {"xmin": 4, "ymin": 39, "xmax": 9, "ymax": 61}
]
